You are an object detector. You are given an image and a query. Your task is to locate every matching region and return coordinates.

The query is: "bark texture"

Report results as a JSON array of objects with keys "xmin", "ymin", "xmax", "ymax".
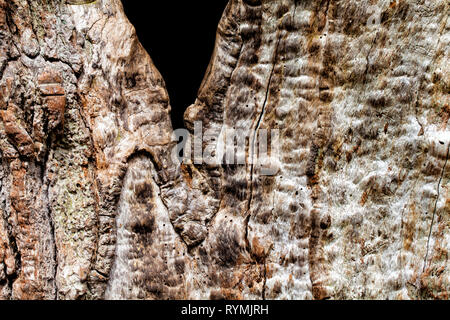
[{"xmin": 0, "ymin": 0, "xmax": 449, "ymax": 300}]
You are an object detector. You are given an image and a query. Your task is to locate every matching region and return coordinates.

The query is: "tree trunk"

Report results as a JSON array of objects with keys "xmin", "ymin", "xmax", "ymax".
[{"xmin": 0, "ymin": 0, "xmax": 448, "ymax": 300}]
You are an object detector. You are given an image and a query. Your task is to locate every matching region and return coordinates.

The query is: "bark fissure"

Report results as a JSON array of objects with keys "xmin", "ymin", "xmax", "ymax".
[
  {"xmin": 247, "ymin": 32, "xmax": 281, "ymax": 214},
  {"xmin": 423, "ymin": 144, "xmax": 449, "ymax": 272},
  {"xmin": 245, "ymin": 32, "xmax": 281, "ymax": 264}
]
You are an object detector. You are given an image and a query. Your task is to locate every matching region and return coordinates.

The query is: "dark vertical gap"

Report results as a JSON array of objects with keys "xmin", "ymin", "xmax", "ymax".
[{"xmin": 122, "ymin": 1, "xmax": 229, "ymax": 130}]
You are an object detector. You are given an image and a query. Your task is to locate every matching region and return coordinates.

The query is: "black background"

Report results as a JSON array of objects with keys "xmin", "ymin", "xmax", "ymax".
[
  {"xmin": 122, "ymin": 1, "xmax": 229, "ymax": 130},
  {"xmin": 0, "ymin": 300, "xmax": 434, "ymax": 318}
]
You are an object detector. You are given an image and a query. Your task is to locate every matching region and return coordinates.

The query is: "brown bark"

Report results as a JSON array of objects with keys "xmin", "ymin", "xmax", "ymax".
[{"xmin": 0, "ymin": 0, "xmax": 448, "ymax": 300}]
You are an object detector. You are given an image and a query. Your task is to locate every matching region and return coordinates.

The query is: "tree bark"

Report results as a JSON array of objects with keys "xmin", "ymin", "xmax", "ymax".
[{"xmin": 0, "ymin": 0, "xmax": 448, "ymax": 300}]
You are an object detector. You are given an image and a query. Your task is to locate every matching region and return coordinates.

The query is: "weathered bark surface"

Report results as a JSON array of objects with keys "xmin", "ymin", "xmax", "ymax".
[
  {"xmin": 0, "ymin": 0, "xmax": 448, "ymax": 300},
  {"xmin": 0, "ymin": 0, "xmax": 176, "ymax": 299}
]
